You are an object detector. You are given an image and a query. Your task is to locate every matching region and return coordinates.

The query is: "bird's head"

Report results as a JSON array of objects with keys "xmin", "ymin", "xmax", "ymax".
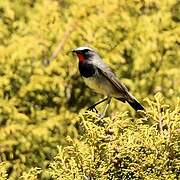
[{"xmin": 72, "ymin": 46, "xmax": 97, "ymax": 62}]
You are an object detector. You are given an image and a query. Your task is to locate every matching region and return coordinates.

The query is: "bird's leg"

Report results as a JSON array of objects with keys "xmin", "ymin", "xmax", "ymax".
[
  {"xmin": 99, "ymin": 97, "xmax": 111, "ymax": 118},
  {"xmin": 87, "ymin": 97, "xmax": 109, "ymax": 113}
]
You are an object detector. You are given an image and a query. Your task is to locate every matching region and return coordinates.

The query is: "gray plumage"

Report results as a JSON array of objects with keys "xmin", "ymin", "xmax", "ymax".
[{"xmin": 73, "ymin": 46, "xmax": 144, "ymax": 112}]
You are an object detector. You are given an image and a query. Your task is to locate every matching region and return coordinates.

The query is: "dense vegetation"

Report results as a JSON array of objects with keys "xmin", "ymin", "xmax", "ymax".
[{"xmin": 0, "ymin": 0, "xmax": 179, "ymax": 179}]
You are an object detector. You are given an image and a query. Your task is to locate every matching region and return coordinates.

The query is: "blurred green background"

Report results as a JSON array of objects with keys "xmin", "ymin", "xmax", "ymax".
[{"xmin": 0, "ymin": 0, "xmax": 179, "ymax": 179}]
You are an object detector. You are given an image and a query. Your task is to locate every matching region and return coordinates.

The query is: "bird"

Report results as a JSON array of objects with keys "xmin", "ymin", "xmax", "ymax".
[{"xmin": 72, "ymin": 46, "xmax": 144, "ymax": 118}]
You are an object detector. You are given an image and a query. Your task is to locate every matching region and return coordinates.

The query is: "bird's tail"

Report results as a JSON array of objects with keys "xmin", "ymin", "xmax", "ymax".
[{"xmin": 127, "ymin": 98, "xmax": 144, "ymax": 111}]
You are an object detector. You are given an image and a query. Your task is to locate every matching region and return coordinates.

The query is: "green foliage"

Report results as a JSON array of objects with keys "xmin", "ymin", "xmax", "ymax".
[
  {"xmin": 0, "ymin": 162, "xmax": 8, "ymax": 180},
  {"xmin": 0, "ymin": 0, "xmax": 179, "ymax": 179},
  {"xmin": 20, "ymin": 167, "xmax": 42, "ymax": 180},
  {"xmin": 49, "ymin": 94, "xmax": 179, "ymax": 180}
]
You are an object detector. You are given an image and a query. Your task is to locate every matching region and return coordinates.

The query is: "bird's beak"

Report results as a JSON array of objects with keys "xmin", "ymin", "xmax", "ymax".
[
  {"xmin": 71, "ymin": 50, "xmax": 76, "ymax": 54},
  {"xmin": 72, "ymin": 49, "xmax": 80, "ymax": 53},
  {"xmin": 66, "ymin": 49, "xmax": 76, "ymax": 55}
]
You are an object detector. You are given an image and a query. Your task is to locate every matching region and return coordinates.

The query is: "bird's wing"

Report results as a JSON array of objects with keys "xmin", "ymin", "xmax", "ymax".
[{"xmin": 96, "ymin": 63, "xmax": 133, "ymax": 101}]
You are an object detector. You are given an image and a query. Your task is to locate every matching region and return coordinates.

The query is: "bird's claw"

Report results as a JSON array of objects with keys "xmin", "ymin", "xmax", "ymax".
[{"xmin": 87, "ymin": 106, "xmax": 98, "ymax": 113}]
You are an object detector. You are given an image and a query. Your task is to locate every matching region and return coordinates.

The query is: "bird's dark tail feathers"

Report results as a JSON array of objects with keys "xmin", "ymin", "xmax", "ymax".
[{"xmin": 127, "ymin": 98, "xmax": 145, "ymax": 111}]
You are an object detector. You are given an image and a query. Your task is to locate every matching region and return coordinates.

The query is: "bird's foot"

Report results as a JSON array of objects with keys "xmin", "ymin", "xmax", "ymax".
[{"xmin": 87, "ymin": 106, "xmax": 98, "ymax": 113}]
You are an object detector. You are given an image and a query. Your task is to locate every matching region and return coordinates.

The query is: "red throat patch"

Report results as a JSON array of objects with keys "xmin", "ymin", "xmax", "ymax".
[{"xmin": 77, "ymin": 53, "xmax": 85, "ymax": 62}]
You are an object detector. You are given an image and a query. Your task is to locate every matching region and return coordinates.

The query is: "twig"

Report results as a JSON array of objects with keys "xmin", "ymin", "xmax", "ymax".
[{"xmin": 43, "ymin": 22, "xmax": 76, "ymax": 66}]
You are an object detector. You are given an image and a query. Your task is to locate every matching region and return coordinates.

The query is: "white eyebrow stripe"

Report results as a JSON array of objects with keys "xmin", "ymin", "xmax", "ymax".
[{"xmin": 74, "ymin": 46, "xmax": 93, "ymax": 51}]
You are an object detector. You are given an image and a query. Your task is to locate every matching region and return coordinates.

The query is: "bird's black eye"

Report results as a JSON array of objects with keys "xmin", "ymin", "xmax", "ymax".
[{"xmin": 83, "ymin": 49, "xmax": 92, "ymax": 54}]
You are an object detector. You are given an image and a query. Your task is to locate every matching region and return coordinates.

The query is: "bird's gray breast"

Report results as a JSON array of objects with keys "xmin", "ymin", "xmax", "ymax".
[{"xmin": 83, "ymin": 71, "xmax": 119, "ymax": 97}]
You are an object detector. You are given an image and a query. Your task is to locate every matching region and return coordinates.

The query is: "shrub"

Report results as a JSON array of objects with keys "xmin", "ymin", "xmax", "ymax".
[
  {"xmin": 49, "ymin": 94, "xmax": 180, "ymax": 180},
  {"xmin": 0, "ymin": 0, "xmax": 179, "ymax": 179}
]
